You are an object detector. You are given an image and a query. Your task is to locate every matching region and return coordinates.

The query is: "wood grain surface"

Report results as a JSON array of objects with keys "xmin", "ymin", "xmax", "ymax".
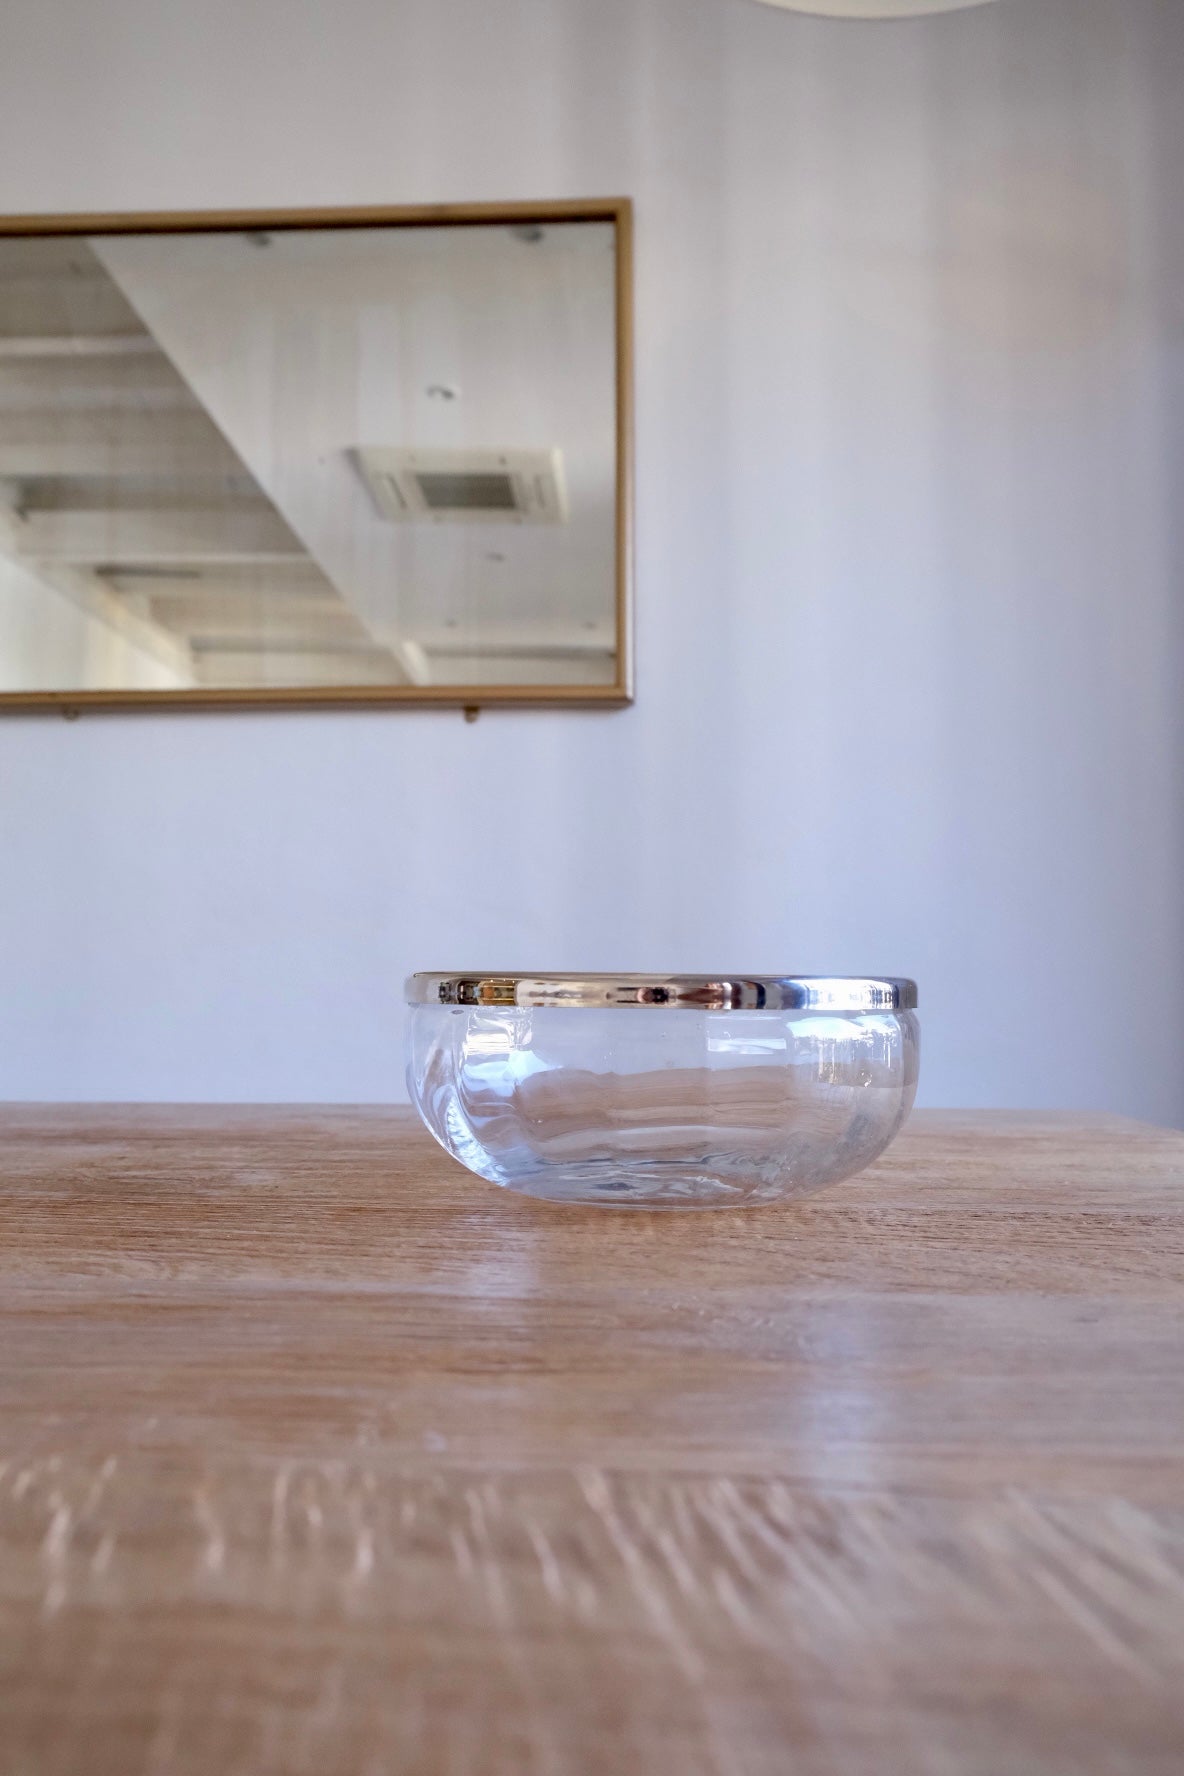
[{"xmin": 1, "ymin": 1105, "xmax": 1182, "ymax": 1775}]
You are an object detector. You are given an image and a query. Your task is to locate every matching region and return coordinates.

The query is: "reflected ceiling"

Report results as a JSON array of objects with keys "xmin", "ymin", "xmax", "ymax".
[{"xmin": 0, "ymin": 206, "xmax": 629, "ymax": 706}]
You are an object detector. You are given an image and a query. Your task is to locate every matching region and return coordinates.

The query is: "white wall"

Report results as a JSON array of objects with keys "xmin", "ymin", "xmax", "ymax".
[
  {"xmin": 0, "ymin": 0, "xmax": 1180, "ymax": 1122},
  {"xmin": 0, "ymin": 556, "xmax": 184, "ymax": 691}
]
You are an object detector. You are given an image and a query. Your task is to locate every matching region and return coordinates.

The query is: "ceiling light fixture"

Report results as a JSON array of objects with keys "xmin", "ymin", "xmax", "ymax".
[{"xmin": 752, "ymin": 0, "xmax": 996, "ymax": 17}]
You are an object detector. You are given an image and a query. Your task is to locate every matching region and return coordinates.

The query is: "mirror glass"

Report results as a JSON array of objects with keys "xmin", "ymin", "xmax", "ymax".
[{"xmin": 0, "ymin": 208, "xmax": 628, "ymax": 706}]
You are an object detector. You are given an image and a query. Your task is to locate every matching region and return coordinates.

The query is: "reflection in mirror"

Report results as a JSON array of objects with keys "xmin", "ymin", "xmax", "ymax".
[{"xmin": 0, "ymin": 205, "xmax": 629, "ymax": 706}]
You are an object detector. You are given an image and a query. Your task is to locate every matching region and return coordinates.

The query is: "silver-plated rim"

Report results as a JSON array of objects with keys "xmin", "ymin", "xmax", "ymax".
[{"xmin": 406, "ymin": 974, "xmax": 918, "ymax": 1011}]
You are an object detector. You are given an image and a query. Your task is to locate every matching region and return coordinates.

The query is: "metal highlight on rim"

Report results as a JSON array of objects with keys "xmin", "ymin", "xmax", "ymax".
[{"xmin": 406, "ymin": 974, "xmax": 918, "ymax": 1012}]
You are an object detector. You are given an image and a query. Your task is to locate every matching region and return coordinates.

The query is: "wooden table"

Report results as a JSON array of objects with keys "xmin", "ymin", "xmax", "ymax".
[{"xmin": 1, "ymin": 1106, "xmax": 1182, "ymax": 1775}]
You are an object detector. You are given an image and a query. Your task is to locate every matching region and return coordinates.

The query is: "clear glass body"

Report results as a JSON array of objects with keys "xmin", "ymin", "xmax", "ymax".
[{"xmin": 407, "ymin": 1005, "xmax": 919, "ymax": 1207}]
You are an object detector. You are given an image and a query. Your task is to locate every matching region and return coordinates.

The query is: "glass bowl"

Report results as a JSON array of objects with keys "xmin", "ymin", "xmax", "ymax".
[{"xmin": 406, "ymin": 974, "xmax": 919, "ymax": 1208}]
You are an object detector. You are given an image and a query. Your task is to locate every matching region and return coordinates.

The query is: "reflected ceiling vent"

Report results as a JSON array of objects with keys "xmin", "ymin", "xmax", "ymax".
[{"xmin": 355, "ymin": 447, "xmax": 568, "ymax": 524}]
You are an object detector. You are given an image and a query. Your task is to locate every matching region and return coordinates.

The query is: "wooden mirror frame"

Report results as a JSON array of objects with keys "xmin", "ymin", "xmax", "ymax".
[{"xmin": 0, "ymin": 198, "xmax": 633, "ymax": 713}]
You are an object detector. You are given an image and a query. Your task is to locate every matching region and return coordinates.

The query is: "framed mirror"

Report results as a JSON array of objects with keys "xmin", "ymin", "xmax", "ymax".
[{"xmin": 0, "ymin": 199, "xmax": 632, "ymax": 710}]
